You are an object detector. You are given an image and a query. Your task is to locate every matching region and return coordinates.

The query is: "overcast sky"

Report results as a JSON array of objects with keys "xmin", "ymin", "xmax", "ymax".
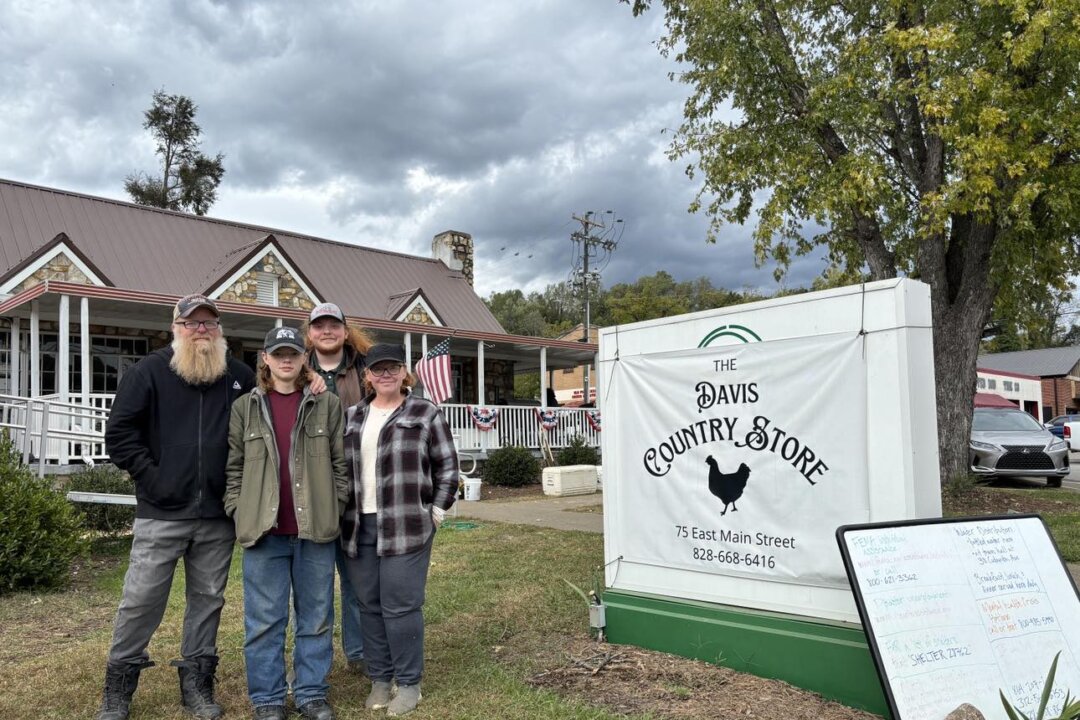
[{"xmin": 0, "ymin": 0, "xmax": 826, "ymax": 299}]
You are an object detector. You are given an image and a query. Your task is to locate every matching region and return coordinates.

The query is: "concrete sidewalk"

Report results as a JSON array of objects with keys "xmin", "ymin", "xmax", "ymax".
[{"xmin": 451, "ymin": 493, "xmax": 1080, "ymax": 587}]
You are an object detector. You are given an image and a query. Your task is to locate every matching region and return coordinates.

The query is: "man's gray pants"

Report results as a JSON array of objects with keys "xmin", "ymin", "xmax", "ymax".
[{"xmin": 107, "ymin": 517, "xmax": 235, "ymax": 666}]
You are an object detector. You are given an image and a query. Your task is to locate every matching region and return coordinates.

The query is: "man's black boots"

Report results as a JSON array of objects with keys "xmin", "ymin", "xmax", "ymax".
[
  {"xmin": 95, "ymin": 661, "xmax": 153, "ymax": 720},
  {"xmin": 172, "ymin": 656, "xmax": 224, "ymax": 719}
]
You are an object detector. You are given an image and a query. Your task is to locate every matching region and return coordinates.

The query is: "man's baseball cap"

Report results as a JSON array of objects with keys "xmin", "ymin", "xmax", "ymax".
[
  {"xmin": 263, "ymin": 326, "xmax": 305, "ymax": 354},
  {"xmin": 365, "ymin": 343, "xmax": 406, "ymax": 367},
  {"xmin": 174, "ymin": 294, "xmax": 220, "ymax": 320},
  {"xmin": 309, "ymin": 302, "xmax": 345, "ymax": 323}
]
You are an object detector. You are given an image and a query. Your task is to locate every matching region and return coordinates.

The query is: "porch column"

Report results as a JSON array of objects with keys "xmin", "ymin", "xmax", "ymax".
[
  {"xmin": 80, "ymin": 297, "xmax": 90, "ymax": 407},
  {"xmin": 29, "ymin": 301, "xmax": 39, "ymax": 397},
  {"xmin": 476, "ymin": 339, "xmax": 485, "ymax": 404},
  {"xmin": 9, "ymin": 318, "xmax": 19, "ymax": 396},
  {"xmin": 58, "ymin": 294, "xmax": 70, "ymax": 404},
  {"xmin": 404, "ymin": 331, "xmax": 412, "ymax": 368},
  {"xmin": 593, "ymin": 350, "xmax": 600, "ymax": 408},
  {"xmin": 540, "ymin": 347, "xmax": 548, "ymax": 408},
  {"xmin": 418, "ymin": 335, "xmax": 428, "ymax": 400}
]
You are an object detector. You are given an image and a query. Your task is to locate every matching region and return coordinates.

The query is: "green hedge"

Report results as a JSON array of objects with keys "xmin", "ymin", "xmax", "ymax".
[
  {"xmin": 67, "ymin": 464, "xmax": 136, "ymax": 535},
  {"xmin": 483, "ymin": 446, "xmax": 540, "ymax": 487},
  {"xmin": 557, "ymin": 434, "xmax": 598, "ymax": 466},
  {"xmin": 0, "ymin": 434, "xmax": 87, "ymax": 594}
]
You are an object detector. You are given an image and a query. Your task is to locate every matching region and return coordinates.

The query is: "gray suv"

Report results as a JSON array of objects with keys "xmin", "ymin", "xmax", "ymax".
[{"xmin": 969, "ymin": 408, "xmax": 1069, "ymax": 487}]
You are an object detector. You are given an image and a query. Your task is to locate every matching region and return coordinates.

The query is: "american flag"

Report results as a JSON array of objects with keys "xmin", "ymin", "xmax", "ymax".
[{"xmin": 415, "ymin": 339, "xmax": 452, "ymax": 404}]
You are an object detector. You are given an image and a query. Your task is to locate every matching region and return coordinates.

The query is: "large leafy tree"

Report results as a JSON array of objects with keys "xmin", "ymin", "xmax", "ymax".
[
  {"xmin": 124, "ymin": 90, "xmax": 225, "ymax": 215},
  {"xmin": 628, "ymin": 0, "xmax": 1080, "ymax": 482},
  {"xmin": 605, "ymin": 271, "xmax": 749, "ymax": 324},
  {"xmin": 486, "ymin": 289, "xmax": 550, "ymax": 337}
]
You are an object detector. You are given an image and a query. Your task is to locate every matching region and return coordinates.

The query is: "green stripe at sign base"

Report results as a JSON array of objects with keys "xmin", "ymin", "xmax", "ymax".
[{"xmin": 603, "ymin": 590, "xmax": 890, "ymax": 718}]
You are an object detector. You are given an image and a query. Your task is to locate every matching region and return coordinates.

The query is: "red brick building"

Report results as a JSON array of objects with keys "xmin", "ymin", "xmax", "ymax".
[{"xmin": 978, "ymin": 346, "xmax": 1080, "ymax": 421}]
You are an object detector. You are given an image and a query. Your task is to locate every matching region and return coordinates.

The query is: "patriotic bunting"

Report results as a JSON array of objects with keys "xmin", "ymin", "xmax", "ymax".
[
  {"xmin": 535, "ymin": 408, "xmax": 559, "ymax": 430},
  {"xmin": 468, "ymin": 405, "xmax": 499, "ymax": 431},
  {"xmin": 585, "ymin": 410, "xmax": 601, "ymax": 432}
]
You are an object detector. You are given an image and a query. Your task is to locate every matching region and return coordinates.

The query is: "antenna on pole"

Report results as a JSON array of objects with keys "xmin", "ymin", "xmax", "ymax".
[{"xmin": 569, "ymin": 210, "xmax": 622, "ymax": 405}]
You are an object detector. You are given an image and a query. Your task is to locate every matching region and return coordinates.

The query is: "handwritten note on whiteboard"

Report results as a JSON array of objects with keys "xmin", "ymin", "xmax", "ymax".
[{"xmin": 837, "ymin": 516, "xmax": 1080, "ymax": 720}]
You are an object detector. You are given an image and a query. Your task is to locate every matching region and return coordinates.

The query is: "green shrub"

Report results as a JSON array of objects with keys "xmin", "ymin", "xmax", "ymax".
[
  {"xmin": 67, "ymin": 464, "xmax": 136, "ymax": 535},
  {"xmin": 483, "ymin": 445, "xmax": 540, "ymax": 487},
  {"xmin": 0, "ymin": 433, "xmax": 87, "ymax": 594},
  {"xmin": 557, "ymin": 434, "xmax": 598, "ymax": 466}
]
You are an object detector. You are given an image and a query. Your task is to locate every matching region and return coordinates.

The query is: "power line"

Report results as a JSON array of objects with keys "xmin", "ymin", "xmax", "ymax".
[{"xmin": 568, "ymin": 210, "xmax": 622, "ymax": 403}]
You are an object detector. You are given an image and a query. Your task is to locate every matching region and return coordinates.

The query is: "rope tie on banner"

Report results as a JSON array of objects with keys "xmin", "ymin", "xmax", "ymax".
[
  {"xmin": 604, "ymin": 554, "xmax": 624, "ymax": 589},
  {"xmin": 602, "ymin": 325, "xmax": 620, "ymax": 406},
  {"xmin": 860, "ymin": 282, "xmax": 868, "ymax": 360}
]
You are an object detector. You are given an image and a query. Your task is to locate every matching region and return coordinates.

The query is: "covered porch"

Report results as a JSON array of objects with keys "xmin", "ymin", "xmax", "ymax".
[{"xmin": 0, "ymin": 281, "xmax": 600, "ymax": 470}]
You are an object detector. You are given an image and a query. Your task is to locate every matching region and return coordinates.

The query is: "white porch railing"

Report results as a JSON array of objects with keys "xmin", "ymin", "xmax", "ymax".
[
  {"xmin": 0, "ymin": 394, "xmax": 599, "ymax": 472},
  {"xmin": 0, "ymin": 393, "xmax": 113, "ymax": 476},
  {"xmin": 440, "ymin": 403, "xmax": 600, "ymax": 455}
]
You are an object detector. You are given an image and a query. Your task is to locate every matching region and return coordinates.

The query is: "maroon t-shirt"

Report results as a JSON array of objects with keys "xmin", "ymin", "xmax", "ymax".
[{"xmin": 268, "ymin": 389, "xmax": 302, "ymax": 536}]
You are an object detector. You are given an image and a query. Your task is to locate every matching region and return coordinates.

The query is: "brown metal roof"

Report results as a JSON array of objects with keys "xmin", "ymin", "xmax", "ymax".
[{"xmin": 0, "ymin": 178, "xmax": 506, "ymax": 334}]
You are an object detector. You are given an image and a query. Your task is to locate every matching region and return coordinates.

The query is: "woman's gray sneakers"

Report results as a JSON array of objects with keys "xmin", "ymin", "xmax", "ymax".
[
  {"xmin": 387, "ymin": 684, "xmax": 422, "ymax": 716},
  {"xmin": 365, "ymin": 681, "xmax": 395, "ymax": 710}
]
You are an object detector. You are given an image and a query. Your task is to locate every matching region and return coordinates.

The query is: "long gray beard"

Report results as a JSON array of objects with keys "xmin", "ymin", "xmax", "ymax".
[{"xmin": 170, "ymin": 336, "xmax": 228, "ymax": 385}]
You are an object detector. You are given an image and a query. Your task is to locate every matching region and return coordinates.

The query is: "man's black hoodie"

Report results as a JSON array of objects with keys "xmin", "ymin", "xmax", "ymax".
[{"xmin": 105, "ymin": 347, "xmax": 255, "ymax": 520}]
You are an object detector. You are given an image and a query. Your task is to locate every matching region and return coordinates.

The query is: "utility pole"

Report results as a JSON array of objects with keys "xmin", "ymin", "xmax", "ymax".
[{"xmin": 569, "ymin": 211, "xmax": 621, "ymax": 405}]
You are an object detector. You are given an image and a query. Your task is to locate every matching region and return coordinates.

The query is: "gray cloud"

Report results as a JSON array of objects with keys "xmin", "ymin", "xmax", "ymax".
[{"xmin": 0, "ymin": 0, "xmax": 827, "ymax": 305}]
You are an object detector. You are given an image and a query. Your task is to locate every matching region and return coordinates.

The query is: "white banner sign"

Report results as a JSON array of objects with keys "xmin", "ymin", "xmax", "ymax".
[{"xmin": 613, "ymin": 332, "xmax": 869, "ymax": 588}]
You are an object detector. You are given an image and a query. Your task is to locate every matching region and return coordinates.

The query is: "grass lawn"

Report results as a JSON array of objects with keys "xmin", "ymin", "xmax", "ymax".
[
  {"xmin": 4, "ymin": 482, "xmax": 1075, "ymax": 719},
  {"xmin": 0, "ymin": 524, "xmax": 624, "ymax": 720},
  {"xmin": 942, "ymin": 479, "xmax": 1080, "ymax": 561}
]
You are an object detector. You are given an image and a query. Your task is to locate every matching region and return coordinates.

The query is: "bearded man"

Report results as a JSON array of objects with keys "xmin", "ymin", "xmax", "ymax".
[{"xmin": 97, "ymin": 295, "xmax": 255, "ymax": 720}]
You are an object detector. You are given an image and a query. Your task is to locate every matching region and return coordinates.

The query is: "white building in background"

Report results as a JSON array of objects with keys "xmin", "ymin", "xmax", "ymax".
[{"xmin": 975, "ymin": 367, "xmax": 1043, "ymax": 418}]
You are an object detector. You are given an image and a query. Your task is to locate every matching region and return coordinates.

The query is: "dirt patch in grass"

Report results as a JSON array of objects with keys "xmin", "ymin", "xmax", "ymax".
[
  {"xmin": 478, "ymin": 481, "xmax": 546, "ymax": 502},
  {"xmin": 0, "ymin": 541, "xmax": 127, "ymax": 666},
  {"xmin": 943, "ymin": 484, "xmax": 1080, "ymax": 516},
  {"xmin": 511, "ymin": 635, "xmax": 879, "ymax": 720}
]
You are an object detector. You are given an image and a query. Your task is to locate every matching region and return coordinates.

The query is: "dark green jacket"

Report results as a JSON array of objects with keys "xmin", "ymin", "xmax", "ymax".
[{"xmin": 224, "ymin": 387, "xmax": 347, "ymax": 548}]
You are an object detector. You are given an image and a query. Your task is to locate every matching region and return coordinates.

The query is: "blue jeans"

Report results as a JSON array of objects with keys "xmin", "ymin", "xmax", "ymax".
[
  {"xmin": 242, "ymin": 535, "xmax": 335, "ymax": 708},
  {"xmin": 333, "ymin": 543, "xmax": 364, "ymax": 661}
]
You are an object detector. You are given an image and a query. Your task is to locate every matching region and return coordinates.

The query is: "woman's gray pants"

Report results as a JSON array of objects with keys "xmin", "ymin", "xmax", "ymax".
[{"xmin": 342, "ymin": 513, "xmax": 433, "ymax": 687}]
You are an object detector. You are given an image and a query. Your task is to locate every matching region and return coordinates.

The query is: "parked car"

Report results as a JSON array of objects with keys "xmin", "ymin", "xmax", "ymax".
[
  {"xmin": 970, "ymin": 408, "xmax": 1069, "ymax": 487},
  {"xmin": 1044, "ymin": 414, "xmax": 1080, "ymax": 439}
]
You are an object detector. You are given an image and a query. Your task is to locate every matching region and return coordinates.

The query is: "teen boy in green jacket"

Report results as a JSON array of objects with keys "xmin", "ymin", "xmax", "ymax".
[{"xmin": 224, "ymin": 326, "xmax": 347, "ymax": 720}]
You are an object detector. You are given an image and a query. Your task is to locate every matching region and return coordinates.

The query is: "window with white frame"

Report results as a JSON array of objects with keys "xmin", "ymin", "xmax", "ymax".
[
  {"xmin": 39, "ymin": 334, "xmax": 150, "ymax": 395},
  {"xmin": 0, "ymin": 331, "xmax": 10, "ymax": 392}
]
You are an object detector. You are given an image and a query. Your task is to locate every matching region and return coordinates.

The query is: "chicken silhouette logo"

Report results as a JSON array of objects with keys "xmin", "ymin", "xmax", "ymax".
[{"xmin": 706, "ymin": 456, "xmax": 750, "ymax": 516}]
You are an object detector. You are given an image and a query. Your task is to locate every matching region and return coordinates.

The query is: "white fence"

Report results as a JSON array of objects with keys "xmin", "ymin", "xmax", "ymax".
[
  {"xmin": 440, "ymin": 403, "xmax": 600, "ymax": 455},
  {"xmin": 0, "ymin": 393, "xmax": 113, "ymax": 476},
  {"xmin": 0, "ymin": 393, "xmax": 599, "ymax": 473}
]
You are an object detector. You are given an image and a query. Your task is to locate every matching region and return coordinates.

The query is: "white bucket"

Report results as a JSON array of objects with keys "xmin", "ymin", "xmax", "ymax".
[{"xmin": 462, "ymin": 478, "xmax": 482, "ymax": 502}]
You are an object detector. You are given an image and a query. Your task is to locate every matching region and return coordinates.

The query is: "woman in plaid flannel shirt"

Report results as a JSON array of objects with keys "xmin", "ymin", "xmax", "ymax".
[{"xmin": 339, "ymin": 344, "xmax": 459, "ymax": 717}]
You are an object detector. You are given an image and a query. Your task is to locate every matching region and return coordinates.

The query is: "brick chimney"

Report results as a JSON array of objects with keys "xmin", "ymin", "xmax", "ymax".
[{"xmin": 431, "ymin": 230, "xmax": 474, "ymax": 287}]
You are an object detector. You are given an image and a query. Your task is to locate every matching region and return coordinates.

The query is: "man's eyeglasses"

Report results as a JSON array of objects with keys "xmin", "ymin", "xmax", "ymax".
[
  {"xmin": 176, "ymin": 320, "xmax": 221, "ymax": 331},
  {"xmin": 368, "ymin": 364, "xmax": 404, "ymax": 377}
]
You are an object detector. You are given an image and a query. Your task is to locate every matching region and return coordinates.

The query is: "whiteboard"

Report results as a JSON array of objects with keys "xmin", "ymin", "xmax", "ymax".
[{"xmin": 837, "ymin": 516, "xmax": 1080, "ymax": 720}]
